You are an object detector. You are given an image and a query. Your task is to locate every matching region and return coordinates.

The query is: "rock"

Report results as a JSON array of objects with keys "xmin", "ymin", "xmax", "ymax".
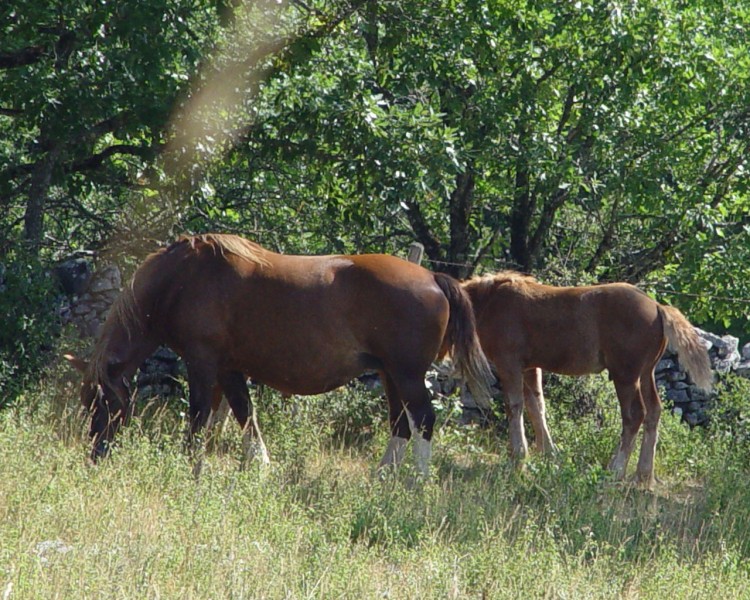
[
  {"xmin": 717, "ymin": 335, "xmax": 739, "ymax": 359},
  {"xmin": 665, "ymin": 371, "xmax": 686, "ymax": 382},
  {"xmin": 697, "ymin": 329, "xmax": 726, "ymax": 350},
  {"xmin": 698, "ymin": 329, "xmax": 739, "ymax": 360},
  {"xmin": 88, "ymin": 265, "xmax": 121, "ymax": 293},
  {"xmin": 713, "ymin": 353, "xmax": 740, "ymax": 373},
  {"xmin": 35, "ymin": 540, "xmax": 73, "ymax": 564},
  {"xmin": 666, "ymin": 389, "xmax": 689, "ymax": 403},
  {"xmin": 690, "ymin": 387, "xmax": 712, "ymax": 403},
  {"xmin": 53, "ymin": 257, "xmax": 92, "ymax": 296},
  {"xmin": 656, "ymin": 358, "xmax": 675, "ymax": 373},
  {"xmin": 154, "ymin": 346, "xmax": 179, "ymax": 361}
]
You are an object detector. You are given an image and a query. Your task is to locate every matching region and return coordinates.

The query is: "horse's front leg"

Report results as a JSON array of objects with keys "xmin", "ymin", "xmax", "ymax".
[
  {"xmin": 185, "ymin": 358, "xmax": 218, "ymax": 478},
  {"xmin": 218, "ymin": 371, "xmax": 271, "ymax": 467}
]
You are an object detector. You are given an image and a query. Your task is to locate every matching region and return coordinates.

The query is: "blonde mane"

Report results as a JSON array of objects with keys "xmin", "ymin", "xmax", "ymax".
[
  {"xmin": 183, "ymin": 233, "xmax": 271, "ymax": 267},
  {"xmin": 89, "ymin": 283, "xmax": 142, "ymax": 386},
  {"xmin": 463, "ymin": 270, "xmax": 538, "ymax": 296}
]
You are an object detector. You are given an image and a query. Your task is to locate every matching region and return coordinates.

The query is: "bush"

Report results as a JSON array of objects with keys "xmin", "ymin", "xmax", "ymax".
[{"xmin": 0, "ymin": 253, "xmax": 61, "ymax": 406}]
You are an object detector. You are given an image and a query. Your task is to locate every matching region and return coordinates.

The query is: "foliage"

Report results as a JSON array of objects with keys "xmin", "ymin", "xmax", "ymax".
[
  {"xmin": 199, "ymin": 0, "xmax": 750, "ymax": 325},
  {"xmin": 701, "ymin": 374, "xmax": 750, "ymax": 461},
  {"xmin": 0, "ymin": 252, "xmax": 60, "ymax": 405},
  {"xmin": 0, "ymin": 0, "xmax": 221, "ymax": 254}
]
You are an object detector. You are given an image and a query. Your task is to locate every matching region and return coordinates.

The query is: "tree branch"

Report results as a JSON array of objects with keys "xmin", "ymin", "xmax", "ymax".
[
  {"xmin": 0, "ymin": 46, "xmax": 46, "ymax": 69},
  {"xmin": 70, "ymin": 143, "xmax": 157, "ymax": 173},
  {"xmin": 403, "ymin": 200, "xmax": 443, "ymax": 263}
]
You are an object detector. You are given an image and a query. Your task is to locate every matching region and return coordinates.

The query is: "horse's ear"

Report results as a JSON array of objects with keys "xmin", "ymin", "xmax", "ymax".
[{"xmin": 64, "ymin": 353, "xmax": 89, "ymax": 373}]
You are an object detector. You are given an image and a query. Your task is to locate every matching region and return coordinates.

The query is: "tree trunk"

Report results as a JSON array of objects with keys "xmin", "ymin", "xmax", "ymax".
[
  {"xmin": 24, "ymin": 146, "xmax": 60, "ymax": 253},
  {"xmin": 510, "ymin": 155, "xmax": 533, "ymax": 271},
  {"xmin": 446, "ymin": 170, "xmax": 475, "ymax": 279}
]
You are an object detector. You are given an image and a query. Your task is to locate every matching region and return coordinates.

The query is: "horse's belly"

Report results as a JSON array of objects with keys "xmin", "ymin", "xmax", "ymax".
[
  {"xmin": 255, "ymin": 370, "xmax": 359, "ymax": 396},
  {"xmin": 238, "ymin": 351, "xmax": 367, "ymax": 396},
  {"xmin": 537, "ymin": 350, "xmax": 605, "ymax": 377}
]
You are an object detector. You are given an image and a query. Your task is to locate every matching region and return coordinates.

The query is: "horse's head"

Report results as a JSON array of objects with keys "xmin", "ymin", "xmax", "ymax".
[{"xmin": 64, "ymin": 353, "xmax": 131, "ymax": 461}]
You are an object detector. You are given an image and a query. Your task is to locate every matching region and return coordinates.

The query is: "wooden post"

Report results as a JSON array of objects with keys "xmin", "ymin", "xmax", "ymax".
[{"xmin": 407, "ymin": 242, "xmax": 424, "ymax": 265}]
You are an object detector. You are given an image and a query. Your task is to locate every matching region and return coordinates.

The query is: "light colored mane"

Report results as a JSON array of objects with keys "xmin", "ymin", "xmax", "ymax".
[
  {"xmin": 463, "ymin": 270, "xmax": 539, "ymax": 296},
  {"xmin": 89, "ymin": 283, "xmax": 142, "ymax": 386},
  {"xmin": 184, "ymin": 233, "xmax": 271, "ymax": 267}
]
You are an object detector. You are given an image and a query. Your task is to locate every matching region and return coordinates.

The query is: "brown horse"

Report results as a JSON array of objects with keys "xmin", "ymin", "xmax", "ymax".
[
  {"xmin": 462, "ymin": 271, "xmax": 712, "ymax": 487},
  {"xmin": 65, "ymin": 234, "xmax": 495, "ymax": 474}
]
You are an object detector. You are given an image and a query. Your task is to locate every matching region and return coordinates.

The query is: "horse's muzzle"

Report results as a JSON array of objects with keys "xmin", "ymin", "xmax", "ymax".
[{"xmin": 90, "ymin": 439, "xmax": 110, "ymax": 462}]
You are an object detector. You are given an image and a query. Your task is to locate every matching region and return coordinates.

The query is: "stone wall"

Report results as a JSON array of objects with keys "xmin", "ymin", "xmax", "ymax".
[
  {"xmin": 58, "ymin": 260, "xmax": 120, "ymax": 339},
  {"xmin": 661, "ymin": 331, "xmax": 750, "ymax": 426}
]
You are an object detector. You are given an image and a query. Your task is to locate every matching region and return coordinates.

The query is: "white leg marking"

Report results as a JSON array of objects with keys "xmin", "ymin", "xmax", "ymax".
[
  {"xmin": 406, "ymin": 412, "xmax": 432, "ymax": 477},
  {"xmin": 242, "ymin": 427, "xmax": 271, "ymax": 466},
  {"xmin": 207, "ymin": 399, "xmax": 230, "ymax": 434},
  {"xmin": 379, "ymin": 436, "xmax": 409, "ymax": 470},
  {"xmin": 412, "ymin": 435, "xmax": 432, "ymax": 478}
]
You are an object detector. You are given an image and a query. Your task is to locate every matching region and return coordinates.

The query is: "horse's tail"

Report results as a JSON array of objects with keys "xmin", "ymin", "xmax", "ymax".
[
  {"xmin": 433, "ymin": 272, "xmax": 496, "ymax": 409},
  {"xmin": 659, "ymin": 304, "xmax": 713, "ymax": 392}
]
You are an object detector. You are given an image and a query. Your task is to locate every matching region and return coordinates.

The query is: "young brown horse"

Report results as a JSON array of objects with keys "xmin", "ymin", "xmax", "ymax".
[
  {"xmin": 462, "ymin": 271, "xmax": 712, "ymax": 487},
  {"xmin": 66, "ymin": 234, "xmax": 495, "ymax": 475}
]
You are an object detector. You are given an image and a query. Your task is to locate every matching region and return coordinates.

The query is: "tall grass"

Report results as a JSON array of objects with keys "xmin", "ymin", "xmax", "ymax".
[{"xmin": 2, "ymin": 366, "xmax": 750, "ymax": 598}]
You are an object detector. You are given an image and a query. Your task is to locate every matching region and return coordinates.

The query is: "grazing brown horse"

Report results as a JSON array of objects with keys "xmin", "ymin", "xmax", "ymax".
[
  {"xmin": 462, "ymin": 271, "xmax": 712, "ymax": 487},
  {"xmin": 65, "ymin": 234, "xmax": 494, "ymax": 475}
]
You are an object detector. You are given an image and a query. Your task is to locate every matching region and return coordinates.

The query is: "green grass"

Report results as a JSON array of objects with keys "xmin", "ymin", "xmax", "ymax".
[{"xmin": 2, "ymin": 369, "xmax": 750, "ymax": 598}]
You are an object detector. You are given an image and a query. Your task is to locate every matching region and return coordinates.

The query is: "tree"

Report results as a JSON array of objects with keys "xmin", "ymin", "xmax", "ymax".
[
  {"xmin": 0, "ymin": 0, "xmax": 220, "ymax": 255},
  {"xmin": 203, "ymin": 0, "xmax": 749, "ymax": 330}
]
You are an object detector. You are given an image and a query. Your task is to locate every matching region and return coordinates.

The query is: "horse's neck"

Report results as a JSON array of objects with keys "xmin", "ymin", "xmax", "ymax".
[{"xmin": 97, "ymin": 321, "xmax": 157, "ymax": 380}]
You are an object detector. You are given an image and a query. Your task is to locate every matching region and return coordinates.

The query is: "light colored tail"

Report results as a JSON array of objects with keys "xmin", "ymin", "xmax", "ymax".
[
  {"xmin": 659, "ymin": 305, "xmax": 713, "ymax": 392},
  {"xmin": 433, "ymin": 273, "xmax": 496, "ymax": 409}
]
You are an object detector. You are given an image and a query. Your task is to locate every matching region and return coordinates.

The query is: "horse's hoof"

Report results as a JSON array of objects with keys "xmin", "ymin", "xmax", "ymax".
[{"xmin": 631, "ymin": 472, "xmax": 657, "ymax": 491}]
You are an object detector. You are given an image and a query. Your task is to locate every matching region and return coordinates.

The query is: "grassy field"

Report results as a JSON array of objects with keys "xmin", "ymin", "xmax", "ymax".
[{"xmin": 2, "ymin": 367, "xmax": 750, "ymax": 599}]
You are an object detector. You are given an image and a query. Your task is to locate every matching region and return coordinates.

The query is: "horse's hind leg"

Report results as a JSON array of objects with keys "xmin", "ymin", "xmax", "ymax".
[
  {"xmin": 500, "ymin": 371, "xmax": 529, "ymax": 461},
  {"xmin": 634, "ymin": 371, "xmax": 661, "ymax": 488},
  {"xmin": 523, "ymin": 369, "xmax": 556, "ymax": 454},
  {"xmin": 378, "ymin": 373, "xmax": 411, "ymax": 472},
  {"xmin": 608, "ymin": 378, "xmax": 645, "ymax": 480},
  {"xmin": 218, "ymin": 370, "xmax": 270, "ymax": 467},
  {"xmin": 378, "ymin": 371, "xmax": 435, "ymax": 477}
]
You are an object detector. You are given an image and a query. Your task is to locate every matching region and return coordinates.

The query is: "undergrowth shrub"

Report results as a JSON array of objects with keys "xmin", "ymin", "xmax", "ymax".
[
  {"xmin": 703, "ymin": 374, "xmax": 750, "ymax": 459},
  {"xmin": 0, "ymin": 252, "xmax": 61, "ymax": 406}
]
